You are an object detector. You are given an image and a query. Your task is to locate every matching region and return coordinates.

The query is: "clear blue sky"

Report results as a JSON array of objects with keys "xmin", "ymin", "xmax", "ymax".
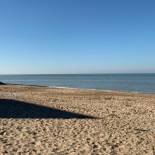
[{"xmin": 0, "ymin": 0, "xmax": 155, "ymax": 74}]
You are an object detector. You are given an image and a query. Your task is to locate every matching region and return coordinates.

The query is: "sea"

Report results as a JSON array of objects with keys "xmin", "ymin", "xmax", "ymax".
[{"xmin": 0, "ymin": 74, "xmax": 155, "ymax": 93}]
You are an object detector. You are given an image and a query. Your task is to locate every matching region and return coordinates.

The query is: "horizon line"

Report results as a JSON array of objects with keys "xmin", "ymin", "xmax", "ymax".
[{"xmin": 0, "ymin": 73, "xmax": 155, "ymax": 75}]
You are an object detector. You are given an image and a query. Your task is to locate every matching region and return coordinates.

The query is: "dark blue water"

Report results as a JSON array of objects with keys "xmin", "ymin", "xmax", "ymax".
[{"xmin": 0, "ymin": 74, "xmax": 155, "ymax": 93}]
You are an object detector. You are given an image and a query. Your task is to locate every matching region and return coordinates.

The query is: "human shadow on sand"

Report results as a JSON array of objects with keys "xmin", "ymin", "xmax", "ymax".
[{"xmin": 0, "ymin": 99, "xmax": 95, "ymax": 119}]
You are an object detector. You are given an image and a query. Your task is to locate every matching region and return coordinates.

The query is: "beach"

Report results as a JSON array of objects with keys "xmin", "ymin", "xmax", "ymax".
[{"xmin": 0, "ymin": 84, "xmax": 155, "ymax": 154}]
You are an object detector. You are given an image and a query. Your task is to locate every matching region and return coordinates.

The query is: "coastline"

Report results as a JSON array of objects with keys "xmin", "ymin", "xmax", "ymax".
[
  {"xmin": 2, "ymin": 82, "xmax": 155, "ymax": 95},
  {"xmin": 1, "ymin": 73, "xmax": 155, "ymax": 94}
]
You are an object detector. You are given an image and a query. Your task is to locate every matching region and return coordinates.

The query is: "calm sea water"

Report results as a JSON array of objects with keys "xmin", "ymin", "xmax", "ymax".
[{"xmin": 0, "ymin": 74, "xmax": 155, "ymax": 93}]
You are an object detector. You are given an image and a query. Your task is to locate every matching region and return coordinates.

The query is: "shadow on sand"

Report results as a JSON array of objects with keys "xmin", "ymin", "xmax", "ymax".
[
  {"xmin": 0, "ymin": 82, "xmax": 6, "ymax": 85},
  {"xmin": 0, "ymin": 99, "xmax": 95, "ymax": 119}
]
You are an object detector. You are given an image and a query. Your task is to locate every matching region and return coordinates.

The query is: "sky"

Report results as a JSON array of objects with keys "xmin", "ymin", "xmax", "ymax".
[{"xmin": 0, "ymin": 0, "xmax": 155, "ymax": 74}]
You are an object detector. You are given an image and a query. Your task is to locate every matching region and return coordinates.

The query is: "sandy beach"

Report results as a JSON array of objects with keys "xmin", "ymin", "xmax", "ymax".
[{"xmin": 0, "ymin": 84, "xmax": 155, "ymax": 154}]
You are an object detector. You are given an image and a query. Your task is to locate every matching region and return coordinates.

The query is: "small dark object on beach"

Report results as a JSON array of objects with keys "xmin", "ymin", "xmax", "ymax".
[{"xmin": 0, "ymin": 82, "xmax": 6, "ymax": 85}]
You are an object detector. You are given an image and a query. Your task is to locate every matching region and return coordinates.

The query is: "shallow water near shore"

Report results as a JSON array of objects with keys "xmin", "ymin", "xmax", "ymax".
[{"xmin": 0, "ymin": 74, "xmax": 155, "ymax": 93}]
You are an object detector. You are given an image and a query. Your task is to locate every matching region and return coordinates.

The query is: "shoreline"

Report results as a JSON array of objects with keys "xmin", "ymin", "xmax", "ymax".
[
  {"xmin": 48, "ymin": 86, "xmax": 155, "ymax": 95},
  {"xmin": 2, "ymin": 82, "xmax": 155, "ymax": 96}
]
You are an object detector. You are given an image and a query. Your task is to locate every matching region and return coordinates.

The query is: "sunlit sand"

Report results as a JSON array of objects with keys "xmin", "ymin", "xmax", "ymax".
[{"xmin": 0, "ymin": 84, "xmax": 154, "ymax": 154}]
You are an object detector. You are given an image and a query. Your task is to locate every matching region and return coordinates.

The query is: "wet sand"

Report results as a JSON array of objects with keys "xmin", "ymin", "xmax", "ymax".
[{"xmin": 0, "ymin": 85, "xmax": 155, "ymax": 154}]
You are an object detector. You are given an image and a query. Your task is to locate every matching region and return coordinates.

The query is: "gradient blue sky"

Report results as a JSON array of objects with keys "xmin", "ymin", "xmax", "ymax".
[{"xmin": 0, "ymin": 0, "xmax": 155, "ymax": 74}]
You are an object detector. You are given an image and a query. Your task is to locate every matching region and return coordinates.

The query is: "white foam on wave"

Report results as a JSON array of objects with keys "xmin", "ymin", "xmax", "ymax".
[
  {"xmin": 48, "ymin": 86, "xmax": 124, "ymax": 93},
  {"xmin": 47, "ymin": 86, "xmax": 152, "ymax": 94}
]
